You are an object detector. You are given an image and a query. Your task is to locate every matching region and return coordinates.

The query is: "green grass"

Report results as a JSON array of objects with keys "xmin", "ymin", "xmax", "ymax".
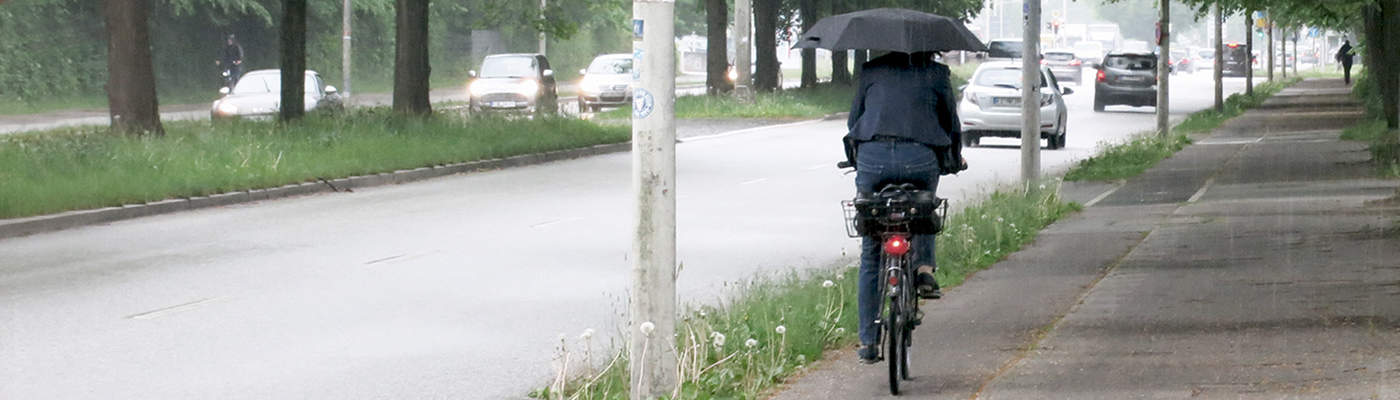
[
  {"xmin": 534, "ymin": 183, "xmax": 1078, "ymax": 399},
  {"xmin": 0, "ymin": 110, "xmax": 628, "ymax": 219},
  {"xmin": 1064, "ymin": 78, "xmax": 1301, "ymax": 182},
  {"xmin": 1340, "ymin": 118, "xmax": 1400, "ymax": 178},
  {"xmin": 599, "ymin": 84, "xmax": 856, "ymax": 120}
]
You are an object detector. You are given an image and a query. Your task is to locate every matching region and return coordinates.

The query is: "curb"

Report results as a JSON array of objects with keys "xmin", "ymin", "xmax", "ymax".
[{"xmin": 0, "ymin": 142, "xmax": 631, "ymax": 240}]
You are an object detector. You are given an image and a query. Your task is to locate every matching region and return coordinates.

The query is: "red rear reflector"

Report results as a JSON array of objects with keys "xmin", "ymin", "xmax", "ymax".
[
  {"xmin": 1070, "ymin": 60, "xmax": 1082, "ymax": 66},
  {"xmin": 1040, "ymin": 59, "xmax": 1048, "ymax": 65},
  {"xmin": 1096, "ymin": 70, "xmax": 1106, "ymax": 82},
  {"xmin": 888, "ymin": 275, "xmax": 900, "ymax": 286},
  {"xmin": 883, "ymin": 235, "xmax": 910, "ymax": 256}
]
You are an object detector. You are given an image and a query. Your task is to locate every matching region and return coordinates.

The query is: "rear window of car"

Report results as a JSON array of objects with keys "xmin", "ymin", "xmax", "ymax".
[
  {"xmin": 1104, "ymin": 55, "xmax": 1156, "ymax": 70},
  {"xmin": 1197, "ymin": 50, "xmax": 1215, "ymax": 59},
  {"xmin": 1045, "ymin": 52, "xmax": 1075, "ymax": 61},
  {"xmin": 988, "ymin": 41, "xmax": 1022, "ymax": 58}
]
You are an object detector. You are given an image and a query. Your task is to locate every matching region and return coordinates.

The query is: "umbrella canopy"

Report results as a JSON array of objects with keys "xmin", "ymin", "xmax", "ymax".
[{"xmin": 793, "ymin": 8, "xmax": 986, "ymax": 53}]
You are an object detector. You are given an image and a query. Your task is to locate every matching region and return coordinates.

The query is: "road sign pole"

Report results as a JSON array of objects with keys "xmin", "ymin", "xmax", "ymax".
[
  {"xmin": 1214, "ymin": 3, "xmax": 1223, "ymax": 112},
  {"xmin": 629, "ymin": 1, "xmax": 678, "ymax": 398},
  {"xmin": 539, "ymin": 0, "xmax": 548, "ymax": 55},
  {"xmin": 734, "ymin": 0, "xmax": 753, "ymax": 101},
  {"xmin": 1156, "ymin": 0, "xmax": 1170, "ymax": 139},
  {"xmin": 1021, "ymin": 0, "xmax": 1041, "ymax": 187},
  {"xmin": 341, "ymin": 0, "xmax": 352, "ymax": 100}
]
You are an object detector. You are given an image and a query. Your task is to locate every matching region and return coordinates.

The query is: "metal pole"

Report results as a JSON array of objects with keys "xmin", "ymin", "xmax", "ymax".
[
  {"xmin": 1245, "ymin": 10, "xmax": 1254, "ymax": 96},
  {"xmin": 539, "ymin": 0, "xmax": 548, "ymax": 55},
  {"xmin": 1021, "ymin": 0, "xmax": 1040, "ymax": 186},
  {"xmin": 1156, "ymin": 0, "xmax": 1169, "ymax": 138},
  {"xmin": 734, "ymin": 0, "xmax": 753, "ymax": 101},
  {"xmin": 1211, "ymin": 5, "xmax": 1224, "ymax": 110},
  {"xmin": 629, "ymin": 1, "xmax": 677, "ymax": 398},
  {"xmin": 1267, "ymin": 19, "xmax": 1274, "ymax": 81},
  {"xmin": 341, "ymin": 0, "xmax": 352, "ymax": 99}
]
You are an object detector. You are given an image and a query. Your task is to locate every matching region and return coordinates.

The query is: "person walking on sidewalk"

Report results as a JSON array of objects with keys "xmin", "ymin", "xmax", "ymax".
[
  {"xmin": 844, "ymin": 51, "xmax": 967, "ymax": 364},
  {"xmin": 1336, "ymin": 39, "xmax": 1355, "ymax": 85}
]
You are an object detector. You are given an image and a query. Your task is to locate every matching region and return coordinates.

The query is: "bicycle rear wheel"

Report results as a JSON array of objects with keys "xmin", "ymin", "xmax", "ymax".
[{"xmin": 886, "ymin": 300, "xmax": 903, "ymax": 395}]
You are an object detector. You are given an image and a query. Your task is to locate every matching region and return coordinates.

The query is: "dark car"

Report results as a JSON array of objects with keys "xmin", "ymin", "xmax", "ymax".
[
  {"xmin": 1222, "ymin": 43, "xmax": 1250, "ymax": 77},
  {"xmin": 468, "ymin": 53, "xmax": 559, "ymax": 115},
  {"xmin": 1093, "ymin": 52, "xmax": 1157, "ymax": 112},
  {"xmin": 1042, "ymin": 50, "xmax": 1083, "ymax": 84}
]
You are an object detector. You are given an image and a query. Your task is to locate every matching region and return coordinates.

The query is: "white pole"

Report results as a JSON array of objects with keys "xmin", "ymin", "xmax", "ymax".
[
  {"xmin": 735, "ymin": 0, "xmax": 753, "ymax": 101},
  {"xmin": 341, "ymin": 0, "xmax": 352, "ymax": 99},
  {"xmin": 1156, "ymin": 0, "xmax": 1170, "ymax": 139},
  {"xmin": 629, "ymin": 0, "xmax": 677, "ymax": 398},
  {"xmin": 1021, "ymin": 0, "xmax": 1041, "ymax": 185},
  {"xmin": 539, "ymin": 0, "xmax": 548, "ymax": 55}
]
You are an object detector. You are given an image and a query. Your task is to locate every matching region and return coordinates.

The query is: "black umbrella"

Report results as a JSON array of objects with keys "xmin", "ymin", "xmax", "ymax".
[{"xmin": 793, "ymin": 8, "xmax": 986, "ymax": 53}]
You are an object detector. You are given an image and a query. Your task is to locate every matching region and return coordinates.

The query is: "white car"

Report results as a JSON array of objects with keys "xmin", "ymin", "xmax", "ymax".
[
  {"xmin": 211, "ymin": 70, "xmax": 341, "ymax": 120},
  {"xmin": 957, "ymin": 61, "xmax": 1072, "ymax": 149},
  {"xmin": 576, "ymin": 54, "xmax": 633, "ymax": 113}
]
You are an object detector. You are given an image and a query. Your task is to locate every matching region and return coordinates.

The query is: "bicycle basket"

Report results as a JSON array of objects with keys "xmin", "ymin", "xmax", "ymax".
[{"xmin": 842, "ymin": 194, "xmax": 947, "ymax": 238}]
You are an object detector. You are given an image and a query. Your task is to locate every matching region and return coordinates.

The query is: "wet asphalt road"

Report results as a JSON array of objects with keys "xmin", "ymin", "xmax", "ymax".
[{"xmin": 0, "ymin": 72, "xmax": 1243, "ymax": 399}]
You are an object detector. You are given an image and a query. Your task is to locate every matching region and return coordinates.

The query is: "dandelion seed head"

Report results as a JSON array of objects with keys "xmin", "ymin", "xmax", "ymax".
[
  {"xmin": 639, "ymin": 321, "xmax": 655, "ymax": 336},
  {"xmin": 745, "ymin": 338, "xmax": 759, "ymax": 348},
  {"xmin": 580, "ymin": 328, "xmax": 594, "ymax": 340},
  {"xmin": 775, "ymin": 325, "xmax": 787, "ymax": 334},
  {"xmin": 821, "ymin": 280, "xmax": 835, "ymax": 288}
]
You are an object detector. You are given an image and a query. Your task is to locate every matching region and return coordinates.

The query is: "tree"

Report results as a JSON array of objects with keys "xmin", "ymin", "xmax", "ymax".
[
  {"xmin": 828, "ymin": 0, "xmax": 852, "ymax": 84},
  {"xmin": 705, "ymin": 0, "xmax": 731, "ymax": 94},
  {"xmin": 104, "ymin": 0, "xmax": 163, "ymax": 135},
  {"xmin": 799, "ymin": 0, "xmax": 819, "ymax": 88},
  {"xmin": 279, "ymin": 0, "xmax": 307, "ymax": 122},
  {"xmin": 753, "ymin": 0, "xmax": 780, "ymax": 92},
  {"xmin": 394, "ymin": 0, "xmax": 431, "ymax": 115}
]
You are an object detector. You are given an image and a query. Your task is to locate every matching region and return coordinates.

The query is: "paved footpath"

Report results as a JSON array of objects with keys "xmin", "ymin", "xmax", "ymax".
[{"xmin": 773, "ymin": 78, "xmax": 1400, "ymax": 399}]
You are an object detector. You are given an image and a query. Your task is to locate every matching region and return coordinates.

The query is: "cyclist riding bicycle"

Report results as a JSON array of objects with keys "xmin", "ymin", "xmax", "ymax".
[{"xmin": 845, "ymin": 51, "xmax": 966, "ymax": 364}]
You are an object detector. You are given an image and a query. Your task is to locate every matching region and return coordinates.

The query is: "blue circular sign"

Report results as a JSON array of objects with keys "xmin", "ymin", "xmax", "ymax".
[{"xmin": 633, "ymin": 88, "xmax": 654, "ymax": 119}]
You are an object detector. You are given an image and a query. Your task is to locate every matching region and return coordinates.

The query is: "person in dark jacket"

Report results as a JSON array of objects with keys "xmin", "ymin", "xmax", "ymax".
[
  {"xmin": 1336, "ymin": 39, "xmax": 1354, "ymax": 85},
  {"xmin": 845, "ymin": 51, "xmax": 965, "ymax": 364},
  {"xmin": 218, "ymin": 34, "xmax": 245, "ymax": 84}
]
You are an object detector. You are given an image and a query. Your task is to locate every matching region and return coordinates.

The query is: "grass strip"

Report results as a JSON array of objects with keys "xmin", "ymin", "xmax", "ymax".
[
  {"xmin": 0, "ymin": 110, "xmax": 628, "ymax": 219},
  {"xmin": 1064, "ymin": 77, "xmax": 1300, "ymax": 182},
  {"xmin": 1340, "ymin": 118, "xmax": 1400, "ymax": 178},
  {"xmin": 533, "ymin": 183, "xmax": 1078, "ymax": 399}
]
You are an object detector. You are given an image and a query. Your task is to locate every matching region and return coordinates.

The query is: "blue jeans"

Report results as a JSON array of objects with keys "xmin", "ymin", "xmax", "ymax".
[{"xmin": 854, "ymin": 141, "xmax": 940, "ymax": 346}]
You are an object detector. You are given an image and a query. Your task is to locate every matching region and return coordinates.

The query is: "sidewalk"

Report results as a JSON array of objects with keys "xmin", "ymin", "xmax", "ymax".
[{"xmin": 772, "ymin": 78, "xmax": 1400, "ymax": 399}]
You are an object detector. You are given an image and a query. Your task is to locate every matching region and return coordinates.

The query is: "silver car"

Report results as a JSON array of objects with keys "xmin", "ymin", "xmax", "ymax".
[
  {"xmin": 211, "ymin": 70, "xmax": 341, "ymax": 120},
  {"xmin": 577, "ymin": 54, "xmax": 633, "ymax": 113}
]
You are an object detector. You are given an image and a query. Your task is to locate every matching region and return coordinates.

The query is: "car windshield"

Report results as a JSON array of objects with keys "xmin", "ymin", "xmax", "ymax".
[
  {"xmin": 974, "ymin": 68, "xmax": 1045, "ymax": 88},
  {"xmin": 587, "ymin": 57, "xmax": 632, "ymax": 75},
  {"xmin": 1045, "ymin": 52, "xmax": 1075, "ymax": 61},
  {"xmin": 988, "ymin": 41, "xmax": 1022, "ymax": 58},
  {"xmin": 1198, "ymin": 50, "xmax": 1215, "ymax": 59},
  {"xmin": 480, "ymin": 56, "xmax": 536, "ymax": 78},
  {"xmin": 232, "ymin": 73, "xmax": 317, "ymax": 95},
  {"xmin": 1104, "ymin": 55, "xmax": 1156, "ymax": 70}
]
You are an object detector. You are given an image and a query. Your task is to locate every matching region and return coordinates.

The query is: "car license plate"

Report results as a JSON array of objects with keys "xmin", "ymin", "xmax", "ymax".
[
  {"xmin": 992, "ymin": 97, "xmax": 1021, "ymax": 106},
  {"xmin": 490, "ymin": 101, "xmax": 516, "ymax": 108},
  {"xmin": 1122, "ymin": 76, "xmax": 1145, "ymax": 82}
]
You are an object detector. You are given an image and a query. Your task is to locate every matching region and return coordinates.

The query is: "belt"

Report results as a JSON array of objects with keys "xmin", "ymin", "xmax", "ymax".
[{"xmin": 870, "ymin": 135, "xmax": 915, "ymax": 142}]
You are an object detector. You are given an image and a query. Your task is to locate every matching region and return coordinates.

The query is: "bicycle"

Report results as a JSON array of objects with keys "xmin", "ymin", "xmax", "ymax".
[{"xmin": 841, "ymin": 172, "xmax": 947, "ymax": 395}]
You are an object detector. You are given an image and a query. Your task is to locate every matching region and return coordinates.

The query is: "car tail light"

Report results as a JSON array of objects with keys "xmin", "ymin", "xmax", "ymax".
[
  {"xmin": 1039, "ymin": 59, "xmax": 1048, "ymax": 65},
  {"xmin": 966, "ymin": 93, "xmax": 981, "ymax": 106},
  {"xmin": 1070, "ymin": 59, "xmax": 1082, "ymax": 66},
  {"xmin": 1096, "ymin": 70, "xmax": 1106, "ymax": 82},
  {"xmin": 883, "ymin": 235, "xmax": 910, "ymax": 256}
]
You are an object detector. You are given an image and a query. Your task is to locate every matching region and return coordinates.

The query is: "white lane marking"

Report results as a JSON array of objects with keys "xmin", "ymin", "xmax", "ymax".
[
  {"xmin": 1188, "ymin": 177, "xmax": 1216, "ymax": 203},
  {"xmin": 805, "ymin": 163, "xmax": 830, "ymax": 171},
  {"xmin": 127, "ymin": 297, "xmax": 224, "ymax": 320},
  {"xmin": 1197, "ymin": 137, "xmax": 1262, "ymax": 145},
  {"xmin": 365, "ymin": 254, "xmax": 406, "ymax": 265},
  {"xmin": 530, "ymin": 217, "xmax": 585, "ymax": 229},
  {"xmin": 678, "ymin": 119, "xmax": 826, "ymax": 143},
  {"xmin": 1083, "ymin": 184, "xmax": 1122, "ymax": 208},
  {"xmin": 739, "ymin": 178, "xmax": 769, "ymax": 185}
]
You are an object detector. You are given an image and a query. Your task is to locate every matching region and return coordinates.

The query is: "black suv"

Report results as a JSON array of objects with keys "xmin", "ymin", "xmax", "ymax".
[
  {"xmin": 1222, "ymin": 43, "xmax": 1251, "ymax": 77},
  {"xmin": 468, "ymin": 53, "xmax": 559, "ymax": 115},
  {"xmin": 1093, "ymin": 52, "xmax": 1157, "ymax": 112}
]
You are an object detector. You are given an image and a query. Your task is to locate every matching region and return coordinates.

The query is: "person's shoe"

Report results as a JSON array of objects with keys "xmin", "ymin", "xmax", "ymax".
[
  {"xmin": 911, "ymin": 308, "xmax": 925, "ymax": 327},
  {"xmin": 916, "ymin": 265, "xmax": 942, "ymax": 299},
  {"xmin": 857, "ymin": 344, "xmax": 880, "ymax": 364}
]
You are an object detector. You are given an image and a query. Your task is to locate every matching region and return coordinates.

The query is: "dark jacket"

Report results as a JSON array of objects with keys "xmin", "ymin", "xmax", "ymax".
[
  {"xmin": 1336, "ymin": 42, "xmax": 1354, "ymax": 65},
  {"xmin": 222, "ymin": 43, "xmax": 244, "ymax": 66},
  {"xmin": 846, "ymin": 53, "xmax": 960, "ymax": 148}
]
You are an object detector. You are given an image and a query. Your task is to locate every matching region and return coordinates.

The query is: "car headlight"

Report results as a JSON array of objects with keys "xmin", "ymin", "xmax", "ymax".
[
  {"xmin": 217, "ymin": 101, "xmax": 239, "ymax": 115},
  {"xmin": 469, "ymin": 81, "xmax": 490, "ymax": 97},
  {"xmin": 580, "ymin": 78, "xmax": 600, "ymax": 94},
  {"xmin": 514, "ymin": 80, "xmax": 540, "ymax": 97}
]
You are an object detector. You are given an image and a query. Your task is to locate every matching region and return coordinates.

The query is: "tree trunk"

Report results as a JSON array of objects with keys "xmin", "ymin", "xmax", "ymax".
[
  {"xmin": 103, "ymin": 0, "xmax": 162, "ymax": 135},
  {"xmin": 393, "ymin": 0, "xmax": 432, "ymax": 115},
  {"xmin": 832, "ymin": 50, "xmax": 850, "ymax": 84},
  {"xmin": 853, "ymin": 49, "xmax": 867, "ymax": 79},
  {"xmin": 799, "ymin": 0, "xmax": 817, "ymax": 88},
  {"xmin": 704, "ymin": 0, "xmax": 731, "ymax": 94},
  {"xmin": 1244, "ymin": 10, "xmax": 1253, "ymax": 96},
  {"xmin": 753, "ymin": 0, "xmax": 779, "ymax": 92},
  {"xmin": 280, "ymin": 0, "xmax": 307, "ymax": 122},
  {"xmin": 1389, "ymin": 0, "xmax": 1400, "ymax": 132}
]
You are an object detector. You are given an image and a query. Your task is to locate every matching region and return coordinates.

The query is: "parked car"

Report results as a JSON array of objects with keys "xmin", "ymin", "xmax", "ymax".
[
  {"xmin": 1041, "ymin": 49, "xmax": 1083, "ymax": 85},
  {"xmin": 469, "ymin": 53, "xmax": 558, "ymax": 115},
  {"xmin": 576, "ymin": 54, "xmax": 633, "ymax": 113},
  {"xmin": 957, "ymin": 61, "xmax": 1071, "ymax": 149},
  {"xmin": 1190, "ymin": 47, "xmax": 1215, "ymax": 73},
  {"xmin": 1093, "ymin": 52, "xmax": 1158, "ymax": 112},
  {"xmin": 1073, "ymin": 41, "xmax": 1106, "ymax": 65},
  {"xmin": 211, "ymin": 70, "xmax": 341, "ymax": 120},
  {"xmin": 986, "ymin": 39, "xmax": 1024, "ymax": 61},
  {"xmin": 1222, "ymin": 43, "xmax": 1251, "ymax": 77}
]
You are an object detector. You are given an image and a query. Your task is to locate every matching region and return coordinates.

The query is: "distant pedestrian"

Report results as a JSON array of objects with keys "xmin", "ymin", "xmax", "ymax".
[{"xmin": 1336, "ymin": 39, "xmax": 1354, "ymax": 85}]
